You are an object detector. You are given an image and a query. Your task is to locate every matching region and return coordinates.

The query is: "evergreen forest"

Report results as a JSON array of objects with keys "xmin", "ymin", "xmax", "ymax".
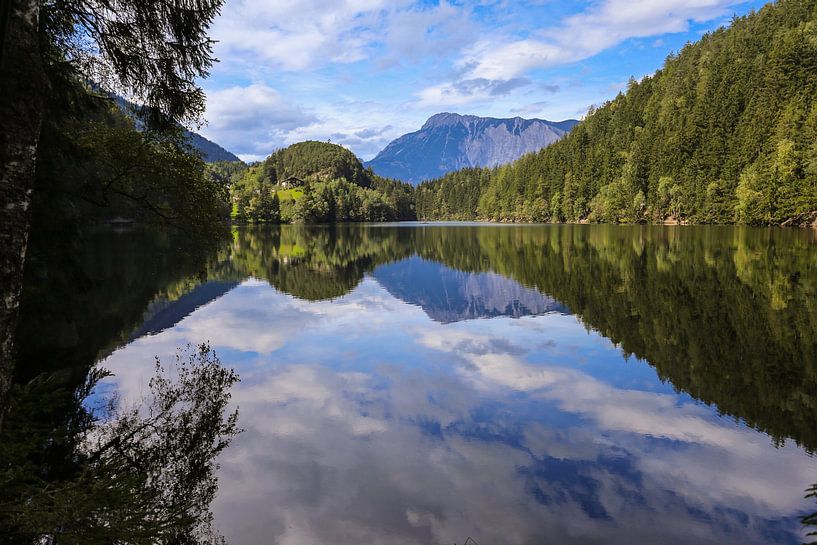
[{"xmin": 415, "ymin": 0, "xmax": 817, "ymax": 226}]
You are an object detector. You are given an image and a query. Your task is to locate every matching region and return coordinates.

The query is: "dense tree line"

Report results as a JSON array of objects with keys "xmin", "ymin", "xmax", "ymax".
[
  {"xmin": 2, "ymin": 218, "xmax": 238, "ymax": 543},
  {"xmin": 34, "ymin": 104, "xmax": 229, "ymax": 240},
  {"xmin": 217, "ymin": 226, "xmax": 413, "ymax": 300},
  {"xmin": 294, "ymin": 178, "xmax": 402, "ymax": 223},
  {"xmin": 416, "ymin": 0, "xmax": 817, "ymax": 226},
  {"xmin": 261, "ymin": 141, "xmax": 372, "ymax": 187},
  {"xmin": 415, "ymin": 168, "xmax": 492, "ymax": 220},
  {"xmin": 409, "ymin": 225, "xmax": 817, "ymax": 451},
  {"xmin": 207, "ymin": 160, "xmax": 249, "ymax": 187}
]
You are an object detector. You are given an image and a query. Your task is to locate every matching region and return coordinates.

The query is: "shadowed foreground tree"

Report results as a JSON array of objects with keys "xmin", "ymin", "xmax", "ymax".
[
  {"xmin": 0, "ymin": 0, "xmax": 224, "ymax": 428},
  {"xmin": 0, "ymin": 344, "xmax": 240, "ymax": 544}
]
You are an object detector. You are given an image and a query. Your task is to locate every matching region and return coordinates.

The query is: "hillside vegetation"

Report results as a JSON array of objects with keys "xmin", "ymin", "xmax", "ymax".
[
  {"xmin": 263, "ymin": 141, "xmax": 372, "ymax": 187},
  {"xmin": 229, "ymin": 141, "xmax": 415, "ymax": 223},
  {"xmin": 416, "ymin": 0, "xmax": 817, "ymax": 226}
]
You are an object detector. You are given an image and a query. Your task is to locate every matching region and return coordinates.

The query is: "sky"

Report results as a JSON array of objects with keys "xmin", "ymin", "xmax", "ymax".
[{"xmin": 197, "ymin": 0, "xmax": 770, "ymax": 162}]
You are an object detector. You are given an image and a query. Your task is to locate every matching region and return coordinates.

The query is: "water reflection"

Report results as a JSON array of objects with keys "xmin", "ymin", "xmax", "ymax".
[
  {"xmin": 103, "ymin": 278, "xmax": 812, "ymax": 545},
  {"xmin": 91, "ymin": 224, "xmax": 817, "ymax": 545},
  {"xmin": 2, "ymin": 225, "xmax": 235, "ymax": 543},
  {"xmin": 205, "ymin": 224, "xmax": 817, "ymax": 452},
  {"xmin": 374, "ymin": 256, "xmax": 567, "ymax": 323}
]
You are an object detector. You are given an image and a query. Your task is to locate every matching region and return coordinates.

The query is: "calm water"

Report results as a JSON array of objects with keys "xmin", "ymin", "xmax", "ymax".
[{"xmin": 60, "ymin": 224, "xmax": 817, "ymax": 544}]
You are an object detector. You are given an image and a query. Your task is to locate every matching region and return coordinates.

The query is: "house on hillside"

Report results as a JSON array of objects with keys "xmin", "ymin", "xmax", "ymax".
[{"xmin": 278, "ymin": 175, "xmax": 305, "ymax": 189}]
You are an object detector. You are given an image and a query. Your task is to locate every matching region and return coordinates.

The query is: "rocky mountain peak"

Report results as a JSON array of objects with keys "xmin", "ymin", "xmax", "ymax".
[{"xmin": 366, "ymin": 113, "xmax": 578, "ymax": 184}]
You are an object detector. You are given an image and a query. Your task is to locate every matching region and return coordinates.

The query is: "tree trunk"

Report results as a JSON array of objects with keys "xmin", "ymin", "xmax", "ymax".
[{"xmin": 0, "ymin": 0, "xmax": 46, "ymax": 430}]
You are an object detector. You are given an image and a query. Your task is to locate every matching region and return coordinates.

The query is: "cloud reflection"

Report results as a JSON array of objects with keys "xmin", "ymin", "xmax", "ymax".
[{"xmin": 99, "ymin": 276, "xmax": 813, "ymax": 545}]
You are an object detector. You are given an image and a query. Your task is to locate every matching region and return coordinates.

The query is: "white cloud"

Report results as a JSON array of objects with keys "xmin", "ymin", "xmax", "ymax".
[
  {"xmin": 417, "ymin": 0, "xmax": 745, "ymax": 107},
  {"xmin": 200, "ymin": 0, "xmax": 485, "ymax": 156},
  {"xmin": 211, "ymin": 0, "xmax": 472, "ymax": 72},
  {"xmin": 415, "ymin": 77, "xmax": 534, "ymax": 108},
  {"xmin": 415, "ymin": 82, "xmax": 485, "ymax": 108},
  {"xmin": 510, "ymin": 101, "xmax": 550, "ymax": 115},
  {"xmin": 483, "ymin": 0, "xmax": 741, "ymax": 80},
  {"xmin": 205, "ymin": 85, "xmax": 310, "ymax": 131},
  {"xmin": 211, "ymin": 0, "xmax": 386, "ymax": 71},
  {"xmin": 201, "ymin": 82, "xmax": 420, "ymax": 160},
  {"xmin": 458, "ymin": 39, "xmax": 573, "ymax": 82},
  {"xmin": 201, "ymin": 84, "xmax": 318, "ymax": 158}
]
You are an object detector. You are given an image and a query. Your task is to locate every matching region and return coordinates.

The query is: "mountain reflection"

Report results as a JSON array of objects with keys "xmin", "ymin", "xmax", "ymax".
[{"xmin": 373, "ymin": 256, "xmax": 568, "ymax": 323}]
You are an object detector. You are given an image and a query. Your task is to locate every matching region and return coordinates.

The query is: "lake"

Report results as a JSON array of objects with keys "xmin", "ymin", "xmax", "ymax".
[{"xmin": 36, "ymin": 223, "xmax": 817, "ymax": 544}]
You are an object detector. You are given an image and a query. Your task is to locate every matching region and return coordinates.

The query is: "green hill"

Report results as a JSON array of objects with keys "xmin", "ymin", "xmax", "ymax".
[
  {"xmin": 230, "ymin": 142, "xmax": 415, "ymax": 223},
  {"xmin": 416, "ymin": 0, "xmax": 817, "ymax": 226},
  {"xmin": 262, "ymin": 141, "xmax": 373, "ymax": 187}
]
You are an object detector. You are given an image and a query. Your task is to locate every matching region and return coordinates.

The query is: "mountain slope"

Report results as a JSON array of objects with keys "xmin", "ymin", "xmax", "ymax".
[
  {"xmin": 416, "ymin": 0, "xmax": 817, "ymax": 225},
  {"xmin": 183, "ymin": 130, "xmax": 241, "ymax": 163},
  {"xmin": 114, "ymin": 95, "xmax": 241, "ymax": 163},
  {"xmin": 366, "ymin": 113, "xmax": 578, "ymax": 184},
  {"xmin": 264, "ymin": 140, "xmax": 373, "ymax": 187}
]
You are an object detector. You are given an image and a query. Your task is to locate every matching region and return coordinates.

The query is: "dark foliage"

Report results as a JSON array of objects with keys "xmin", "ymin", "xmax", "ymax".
[
  {"xmin": 260, "ymin": 141, "xmax": 372, "ymax": 188},
  {"xmin": 33, "ymin": 103, "xmax": 229, "ymax": 241},
  {"xmin": 0, "ymin": 344, "xmax": 240, "ymax": 544},
  {"xmin": 42, "ymin": 0, "xmax": 224, "ymax": 129},
  {"xmin": 214, "ymin": 225, "xmax": 817, "ymax": 451}
]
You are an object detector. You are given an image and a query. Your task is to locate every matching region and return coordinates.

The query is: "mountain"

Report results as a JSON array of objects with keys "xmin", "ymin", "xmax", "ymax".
[
  {"xmin": 113, "ymin": 95, "xmax": 241, "ymax": 163},
  {"xmin": 183, "ymin": 130, "xmax": 241, "ymax": 163},
  {"xmin": 129, "ymin": 281, "xmax": 239, "ymax": 341},
  {"xmin": 365, "ymin": 113, "xmax": 578, "ymax": 184},
  {"xmin": 416, "ymin": 0, "xmax": 817, "ymax": 226}
]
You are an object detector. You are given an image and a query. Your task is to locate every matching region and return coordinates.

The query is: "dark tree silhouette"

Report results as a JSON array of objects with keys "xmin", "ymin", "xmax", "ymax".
[
  {"xmin": 0, "ymin": 343, "xmax": 240, "ymax": 544},
  {"xmin": 0, "ymin": 0, "xmax": 223, "ymax": 428}
]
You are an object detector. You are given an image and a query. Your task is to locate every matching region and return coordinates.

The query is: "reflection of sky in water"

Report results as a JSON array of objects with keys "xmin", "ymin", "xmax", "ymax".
[{"xmin": 100, "ymin": 266, "xmax": 815, "ymax": 545}]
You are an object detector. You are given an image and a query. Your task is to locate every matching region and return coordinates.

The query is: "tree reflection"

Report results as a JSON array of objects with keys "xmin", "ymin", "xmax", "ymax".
[
  {"xmin": 0, "ymin": 344, "xmax": 239, "ymax": 544},
  {"xmin": 215, "ymin": 225, "xmax": 413, "ymax": 300},
  {"xmin": 2, "ymin": 211, "xmax": 237, "ymax": 543},
  {"xmin": 219, "ymin": 224, "xmax": 817, "ymax": 542},
  {"xmin": 5, "ymin": 222, "xmax": 815, "ymax": 543}
]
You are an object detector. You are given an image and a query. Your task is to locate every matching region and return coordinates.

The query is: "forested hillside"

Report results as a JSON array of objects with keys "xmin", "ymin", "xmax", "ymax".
[
  {"xmin": 416, "ymin": 0, "xmax": 817, "ymax": 226},
  {"xmin": 230, "ymin": 141, "xmax": 415, "ymax": 223}
]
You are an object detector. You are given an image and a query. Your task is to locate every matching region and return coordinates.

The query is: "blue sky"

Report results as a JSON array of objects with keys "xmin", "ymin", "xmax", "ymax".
[{"xmin": 198, "ymin": 0, "xmax": 770, "ymax": 162}]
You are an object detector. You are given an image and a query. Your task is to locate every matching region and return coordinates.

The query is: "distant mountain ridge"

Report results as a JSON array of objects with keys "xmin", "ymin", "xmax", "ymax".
[
  {"xmin": 366, "ymin": 113, "xmax": 578, "ymax": 184},
  {"xmin": 183, "ymin": 130, "xmax": 241, "ymax": 163},
  {"xmin": 113, "ymin": 95, "xmax": 241, "ymax": 163}
]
